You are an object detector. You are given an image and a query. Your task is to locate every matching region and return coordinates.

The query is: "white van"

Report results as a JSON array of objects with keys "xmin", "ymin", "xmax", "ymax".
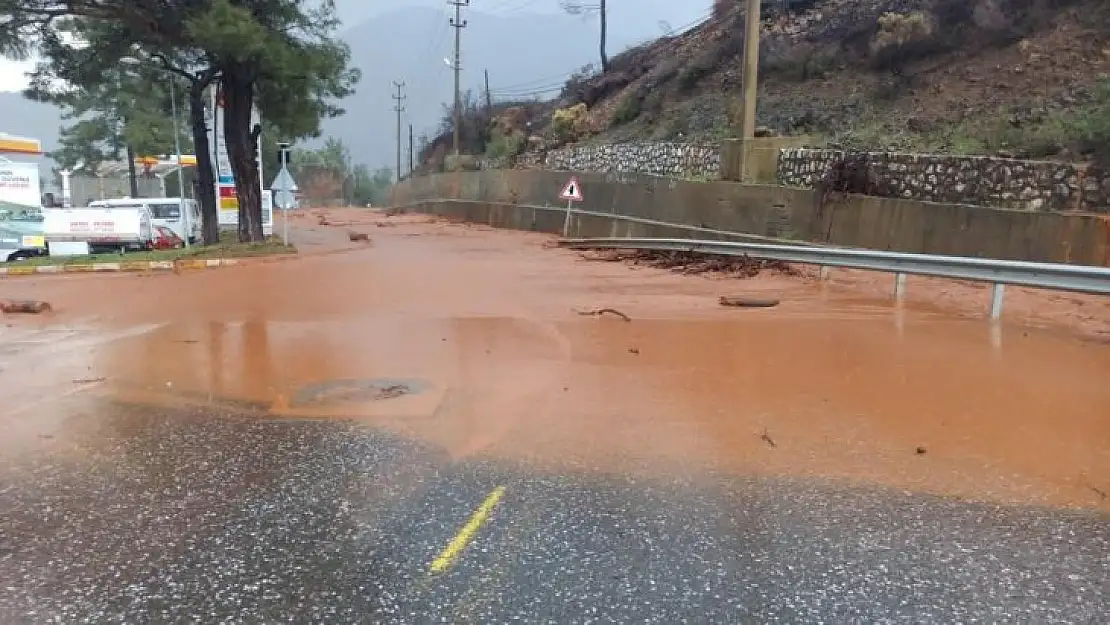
[{"xmin": 89, "ymin": 197, "xmax": 201, "ymax": 243}]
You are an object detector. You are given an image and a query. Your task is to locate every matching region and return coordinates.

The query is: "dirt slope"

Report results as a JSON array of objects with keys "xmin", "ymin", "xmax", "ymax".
[{"xmin": 539, "ymin": 0, "xmax": 1110, "ymax": 159}]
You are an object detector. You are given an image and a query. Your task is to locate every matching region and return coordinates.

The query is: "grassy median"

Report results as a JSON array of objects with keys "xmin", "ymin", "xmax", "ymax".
[{"xmin": 16, "ymin": 234, "xmax": 296, "ymax": 266}]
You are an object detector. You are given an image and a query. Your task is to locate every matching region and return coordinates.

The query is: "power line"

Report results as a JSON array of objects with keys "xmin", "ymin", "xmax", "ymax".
[
  {"xmin": 486, "ymin": 10, "xmax": 716, "ymax": 96},
  {"xmin": 482, "ymin": 0, "xmax": 542, "ymax": 14}
]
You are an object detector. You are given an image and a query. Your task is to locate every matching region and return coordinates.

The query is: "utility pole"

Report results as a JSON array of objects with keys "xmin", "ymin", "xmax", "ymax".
[
  {"xmin": 739, "ymin": 0, "xmax": 761, "ymax": 141},
  {"xmin": 408, "ymin": 124, "xmax": 414, "ymax": 175},
  {"xmin": 392, "ymin": 80, "xmax": 405, "ymax": 182},
  {"xmin": 449, "ymin": 0, "xmax": 468, "ymax": 160},
  {"xmin": 484, "ymin": 69, "xmax": 492, "ymax": 114}
]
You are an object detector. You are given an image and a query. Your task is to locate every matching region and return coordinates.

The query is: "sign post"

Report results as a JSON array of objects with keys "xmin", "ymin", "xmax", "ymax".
[
  {"xmin": 558, "ymin": 176, "xmax": 583, "ymax": 237},
  {"xmin": 270, "ymin": 144, "xmax": 298, "ymax": 246}
]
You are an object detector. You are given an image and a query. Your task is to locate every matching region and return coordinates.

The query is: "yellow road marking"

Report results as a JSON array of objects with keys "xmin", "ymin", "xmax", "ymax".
[{"xmin": 429, "ymin": 486, "xmax": 506, "ymax": 574}]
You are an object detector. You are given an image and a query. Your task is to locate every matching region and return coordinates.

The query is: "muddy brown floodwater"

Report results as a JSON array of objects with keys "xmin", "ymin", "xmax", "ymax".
[{"xmin": 3, "ymin": 208, "xmax": 1109, "ymax": 511}]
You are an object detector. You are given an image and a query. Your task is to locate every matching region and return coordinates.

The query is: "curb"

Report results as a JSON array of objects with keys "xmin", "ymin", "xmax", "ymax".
[{"xmin": 0, "ymin": 258, "xmax": 241, "ymax": 277}]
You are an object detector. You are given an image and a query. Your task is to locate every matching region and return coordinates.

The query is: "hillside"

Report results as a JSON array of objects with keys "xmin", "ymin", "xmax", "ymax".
[{"xmin": 429, "ymin": 0, "xmax": 1110, "ymax": 167}]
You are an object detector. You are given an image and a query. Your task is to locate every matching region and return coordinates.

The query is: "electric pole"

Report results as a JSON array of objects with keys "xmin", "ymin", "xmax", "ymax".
[
  {"xmin": 484, "ymin": 69, "xmax": 492, "ymax": 114},
  {"xmin": 739, "ymin": 0, "xmax": 761, "ymax": 141},
  {"xmin": 392, "ymin": 80, "xmax": 405, "ymax": 181},
  {"xmin": 408, "ymin": 124, "xmax": 414, "ymax": 175},
  {"xmin": 449, "ymin": 0, "xmax": 468, "ymax": 160}
]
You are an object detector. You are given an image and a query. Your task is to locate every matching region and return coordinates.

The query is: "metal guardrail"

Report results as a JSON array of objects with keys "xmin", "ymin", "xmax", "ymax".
[{"xmin": 559, "ymin": 237, "xmax": 1110, "ymax": 320}]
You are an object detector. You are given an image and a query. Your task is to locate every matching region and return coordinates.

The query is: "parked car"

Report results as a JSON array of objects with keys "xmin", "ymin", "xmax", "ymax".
[
  {"xmin": 0, "ymin": 215, "xmax": 47, "ymax": 262},
  {"xmin": 152, "ymin": 225, "xmax": 184, "ymax": 250}
]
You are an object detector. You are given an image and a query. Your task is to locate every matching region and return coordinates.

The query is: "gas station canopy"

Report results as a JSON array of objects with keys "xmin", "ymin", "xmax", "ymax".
[
  {"xmin": 94, "ymin": 154, "xmax": 198, "ymax": 177},
  {"xmin": 0, "ymin": 133, "xmax": 43, "ymax": 156}
]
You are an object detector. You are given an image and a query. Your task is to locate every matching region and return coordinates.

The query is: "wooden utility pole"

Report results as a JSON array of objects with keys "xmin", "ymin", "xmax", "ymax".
[
  {"xmin": 391, "ymin": 80, "xmax": 405, "ymax": 181},
  {"xmin": 739, "ymin": 0, "xmax": 761, "ymax": 140},
  {"xmin": 408, "ymin": 124, "xmax": 414, "ymax": 175},
  {"xmin": 449, "ymin": 0, "xmax": 468, "ymax": 159},
  {"xmin": 599, "ymin": 0, "xmax": 608, "ymax": 72}
]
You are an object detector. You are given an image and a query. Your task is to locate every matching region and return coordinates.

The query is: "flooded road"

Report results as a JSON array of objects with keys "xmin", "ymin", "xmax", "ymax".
[{"xmin": 1, "ymin": 211, "xmax": 1108, "ymax": 622}]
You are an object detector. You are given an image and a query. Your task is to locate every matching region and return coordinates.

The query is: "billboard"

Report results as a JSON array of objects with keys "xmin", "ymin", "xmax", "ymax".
[
  {"xmin": 0, "ymin": 161, "xmax": 41, "ymax": 217},
  {"xmin": 207, "ymin": 85, "xmax": 272, "ymax": 234}
]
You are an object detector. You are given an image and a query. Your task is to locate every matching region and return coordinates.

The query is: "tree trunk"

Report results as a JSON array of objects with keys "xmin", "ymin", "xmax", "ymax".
[
  {"xmin": 126, "ymin": 144, "xmax": 139, "ymax": 197},
  {"xmin": 221, "ymin": 69, "xmax": 263, "ymax": 243},
  {"xmin": 189, "ymin": 82, "xmax": 221, "ymax": 245},
  {"xmin": 599, "ymin": 0, "xmax": 609, "ymax": 72}
]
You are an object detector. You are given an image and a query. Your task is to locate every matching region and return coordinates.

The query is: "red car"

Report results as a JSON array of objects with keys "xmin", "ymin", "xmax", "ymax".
[{"xmin": 152, "ymin": 226, "xmax": 184, "ymax": 250}]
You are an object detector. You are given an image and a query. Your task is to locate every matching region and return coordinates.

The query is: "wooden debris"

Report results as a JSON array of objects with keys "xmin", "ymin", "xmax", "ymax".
[
  {"xmin": 579, "ymin": 249, "xmax": 799, "ymax": 278},
  {"xmin": 576, "ymin": 307, "xmax": 631, "ymax": 322},
  {"xmin": 760, "ymin": 429, "xmax": 777, "ymax": 448},
  {"xmin": 718, "ymin": 296, "xmax": 780, "ymax": 308},
  {"xmin": 375, "ymin": 385, "xmax": 408, "ymax": 400},
  {"xmin": 0, "ymin": 300, "xmax": 52, "ymax": 314}
]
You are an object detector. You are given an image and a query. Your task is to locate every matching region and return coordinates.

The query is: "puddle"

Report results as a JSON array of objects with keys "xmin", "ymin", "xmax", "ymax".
[{"xmin": 290, "ymin": 378, "xmax": 431, "ymax": 407}]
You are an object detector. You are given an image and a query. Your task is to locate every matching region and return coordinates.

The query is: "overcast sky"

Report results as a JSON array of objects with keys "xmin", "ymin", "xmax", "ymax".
[{"xmin": 0, "ymin": 0, "xmax": 711, "ymax": 92}]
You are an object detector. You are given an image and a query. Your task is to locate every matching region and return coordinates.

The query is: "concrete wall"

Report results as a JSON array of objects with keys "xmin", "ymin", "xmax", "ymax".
[{"xmin": 390, "ymin": 170, "xmax": 1110, "ymax": 267}]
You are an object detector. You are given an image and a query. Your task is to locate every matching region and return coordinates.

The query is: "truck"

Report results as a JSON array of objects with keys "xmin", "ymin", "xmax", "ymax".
[
  {"xmin": 42, "ymin": 205, "xmax": 155, "ymax": 254},
  {"xmin": 89, "ymin": 197, "xmax": 201, "ymax": 244},
  {"xmin": 0, "ymin": 159, "xmax": 48, "ymax": 261}
]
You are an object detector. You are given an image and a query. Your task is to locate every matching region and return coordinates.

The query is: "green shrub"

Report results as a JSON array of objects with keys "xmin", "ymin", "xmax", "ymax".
[
  {"xmin": 551, "ymin": 103, "xmax": 589, "ymax": 141},
  {"xmin": 611, "ymin": 93, "xmax": 643, "ymax": 126},
  {"xmin": 484, "ymin": 129, "xmax": 525, "ymax": 160}
]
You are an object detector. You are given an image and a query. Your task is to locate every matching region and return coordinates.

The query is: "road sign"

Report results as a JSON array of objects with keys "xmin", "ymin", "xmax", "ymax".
[
  {"xmin": 271, "ymin": 164, "xmax": 298, "ymax": 246},
  {"xmin": 270, "ymin": 165, "xmax": 298, "ymax": 209},
  {"xmin": 559, "ymin": 176, "xmax": 583, "ymax": 202}
]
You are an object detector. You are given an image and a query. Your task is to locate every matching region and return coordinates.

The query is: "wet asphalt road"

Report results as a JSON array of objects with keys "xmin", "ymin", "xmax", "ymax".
[{"xmin": 1, "ymin": 404, "xmax": 1107, "ymax": 624}]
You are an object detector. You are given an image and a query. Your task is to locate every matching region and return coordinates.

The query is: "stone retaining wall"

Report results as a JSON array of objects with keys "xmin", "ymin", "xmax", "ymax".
[
  {"xmin": 777, "ymin": 149, "xmax": 1110, "ymax": 213},
  {"xmin": 496, "ymin": 142, "xmax": 1109, "ymax": 213},
  {"xmin": 535, "ymin": 142, "xmax": 721, "ymax": 178}
]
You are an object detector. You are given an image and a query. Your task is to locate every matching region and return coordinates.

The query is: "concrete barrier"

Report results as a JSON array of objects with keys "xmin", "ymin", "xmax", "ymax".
[{"xmin": 390, "ymin": 170, "xmax": 1110, "ymax": 266}]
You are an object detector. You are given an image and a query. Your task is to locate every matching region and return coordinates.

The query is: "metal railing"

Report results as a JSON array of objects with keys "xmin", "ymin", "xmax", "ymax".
[{"xmin": 558, "ymin": 237, "xmax": 1110, "ymax": 319}]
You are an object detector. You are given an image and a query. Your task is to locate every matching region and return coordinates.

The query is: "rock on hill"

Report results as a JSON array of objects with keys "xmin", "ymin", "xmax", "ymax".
[{"xmin": 444, "ymin": 0, "xmax": 1110, "ymax": 165}]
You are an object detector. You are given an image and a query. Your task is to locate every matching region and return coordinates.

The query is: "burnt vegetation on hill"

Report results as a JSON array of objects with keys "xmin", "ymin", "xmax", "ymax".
[{"xmin": 420, "ymin": 0, "xmax": 1110, "ymax": 171}]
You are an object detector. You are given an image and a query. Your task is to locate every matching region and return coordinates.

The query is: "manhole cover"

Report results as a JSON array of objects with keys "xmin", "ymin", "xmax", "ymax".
[{"xmin": 290, "ymin": 378, "xmax": 430, "ymax": 408}]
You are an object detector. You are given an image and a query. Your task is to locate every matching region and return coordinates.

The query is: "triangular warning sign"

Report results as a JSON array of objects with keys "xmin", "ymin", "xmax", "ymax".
[{"xmin": 559, "ymin": 176, "xmax": 583, "ymax": 202}]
